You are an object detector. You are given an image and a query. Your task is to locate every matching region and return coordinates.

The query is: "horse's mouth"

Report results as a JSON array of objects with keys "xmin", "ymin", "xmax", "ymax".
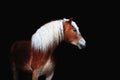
[{"xmin": 78, "ymin": 44, "xmax": 86, "ymax": 49}]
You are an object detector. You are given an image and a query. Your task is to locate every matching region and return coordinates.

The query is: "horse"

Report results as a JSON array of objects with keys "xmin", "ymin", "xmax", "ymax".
[{"xmin": 10, "ymin": 18, "xmax": 86, "ymax": 80}]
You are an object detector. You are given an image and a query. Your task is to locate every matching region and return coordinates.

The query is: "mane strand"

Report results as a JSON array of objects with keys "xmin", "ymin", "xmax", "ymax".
[{"xmin": 31, "ymin": 20, "xmax": 64, "ymax": 52}]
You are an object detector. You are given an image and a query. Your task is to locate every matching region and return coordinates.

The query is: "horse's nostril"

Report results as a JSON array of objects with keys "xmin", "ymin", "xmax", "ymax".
[{"xmin": 79, "ymin": 38, "xmax": 86, "ymax": 46}]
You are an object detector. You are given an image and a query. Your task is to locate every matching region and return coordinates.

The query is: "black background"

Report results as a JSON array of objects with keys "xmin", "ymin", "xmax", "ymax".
[{"xmin": 1, "ymin": 1, "xmax": 116, "ymax": 80}]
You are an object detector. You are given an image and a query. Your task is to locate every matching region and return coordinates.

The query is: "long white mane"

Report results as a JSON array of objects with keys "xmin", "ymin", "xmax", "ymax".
[
  {"xmin": 31, "ymin": 19, "xmax": 64, "ymax": 52},
  {"xmin": 31, "ymin": 18, "xmax": 80, "ymax": 52}
]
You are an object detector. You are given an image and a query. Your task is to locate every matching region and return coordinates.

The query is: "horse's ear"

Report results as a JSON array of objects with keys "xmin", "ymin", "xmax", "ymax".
[
  {"xmin": 69, "ymin": 17, "xmax": 73, "ymax": 21},
  {"xmin": 68, "ymin": 17, "xmax": 73, "ymax": 23}
]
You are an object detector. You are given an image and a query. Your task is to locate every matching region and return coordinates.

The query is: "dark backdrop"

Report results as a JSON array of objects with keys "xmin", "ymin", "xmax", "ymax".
[{"xmin": 0, "ymin": 1, "xmax": 101, "ymax": 80}]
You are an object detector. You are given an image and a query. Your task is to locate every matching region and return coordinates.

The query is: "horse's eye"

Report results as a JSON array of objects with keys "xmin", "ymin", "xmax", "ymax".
[{"xmin": 73, "ymin": 29, "xmax": 77, "ymax": 32}]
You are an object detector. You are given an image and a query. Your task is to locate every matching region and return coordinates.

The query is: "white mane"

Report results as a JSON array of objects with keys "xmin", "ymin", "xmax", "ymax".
[
  {"xmin": 31, "ymin": 19, "xmax": 64, "ymax": 52},
  {"xmin": 31, "ymin": 18, "xmax": 80, "ymax": 52}
]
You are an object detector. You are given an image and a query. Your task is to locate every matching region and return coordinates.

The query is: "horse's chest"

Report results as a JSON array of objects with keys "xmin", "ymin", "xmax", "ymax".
[{"xmin": 39, "ymin": 59, "xmax": 54, "ymax": 75}]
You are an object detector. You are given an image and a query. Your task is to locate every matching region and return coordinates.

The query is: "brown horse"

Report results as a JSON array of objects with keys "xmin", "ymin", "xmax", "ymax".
[{"xmin": 10, "ymin": 18, "xmax": 86, "ymax": 80}]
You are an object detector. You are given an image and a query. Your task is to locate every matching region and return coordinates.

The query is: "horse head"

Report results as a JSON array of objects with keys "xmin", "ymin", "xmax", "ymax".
[{"xmin": 63, "ymin": 18, "xmax": 86, "ymax": 49}]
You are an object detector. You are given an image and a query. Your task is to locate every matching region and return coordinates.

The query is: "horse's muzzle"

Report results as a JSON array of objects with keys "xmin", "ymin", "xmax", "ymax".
[
  {"xmin": 79, "ymin": 38, "xmax": 86, "ymax": 49},
  {"xmin": 80, "ymin": 44, "xmax": 86, "ymax": 49}
]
